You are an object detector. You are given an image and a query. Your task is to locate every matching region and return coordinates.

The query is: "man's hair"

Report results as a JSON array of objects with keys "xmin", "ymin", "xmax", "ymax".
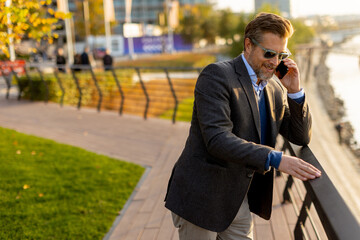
[{"xmin": 244, "ymin": 12, "xmax": 294, "ymax": 49}]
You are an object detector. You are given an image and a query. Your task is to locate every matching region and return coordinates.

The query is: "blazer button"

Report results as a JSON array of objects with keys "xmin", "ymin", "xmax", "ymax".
[{"xmin": 247, "ymin": 173, "xmax": 253, "ymax": 178}]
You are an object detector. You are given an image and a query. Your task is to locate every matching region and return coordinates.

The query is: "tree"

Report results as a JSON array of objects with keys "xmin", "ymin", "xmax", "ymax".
[
  {"xmin": 288, "ymin": 19, "xmax": 315, "ymax": 52},
  {"xmin": 227, "ymin": 12, "xmax": 251, "ymax": 58},
  {"xmin": 176, "ymin": 5, "xmax": 202, "ymax": 44},
  {"xmin": 73, "ymin": 0, "xmax": 111, "ymax": 39},
  {"xmin": 0, "ymin": 0, "xmax": 70, "ymax": 59},
  {"xmin": 218, "ymin": 9, "xmax": 238, "ymax": 41},
  {"xmin": 176, "ymin": 4, "xmax": 218, "ymax": 45}
]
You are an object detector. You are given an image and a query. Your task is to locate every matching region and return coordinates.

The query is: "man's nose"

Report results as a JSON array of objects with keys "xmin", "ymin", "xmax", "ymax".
[{"xmin": 270, "ymin": 56, "xmax": 279, "ymax": 66}]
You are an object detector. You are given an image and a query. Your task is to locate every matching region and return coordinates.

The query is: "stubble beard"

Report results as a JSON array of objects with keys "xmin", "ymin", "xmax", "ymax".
[
  {"xmin": 248, "ymin": 52, "xmax": 275, "ymax": 82},
  {"xmin": 254, "ymin": 66, "xmax": 274, "ymax": 82}
]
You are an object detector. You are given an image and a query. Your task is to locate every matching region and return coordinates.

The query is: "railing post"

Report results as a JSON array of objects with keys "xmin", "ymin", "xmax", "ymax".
[
  {"xmin": 164, "ymin": 68, "xmax": 178, "ymax": 124},
  {"xmin": 282, "ymin": 175, "xmax": 294, "ymax": 203},
  {"xmin": 35, "ymin": 66, "xmax": 49, "ymax": 104},
  {"xmin": 0, "ymin": 67, "xmax": 10, "ymax": 99},
  {"xmin": 53, "ymin": 70, "xmax": 65, "ymax": 107},
  {"xmin": 110, "ymin": 68, "xmax": 125, "ymax": 115},
  {"xmin": 10, "ymin": 66, "xmax": 21, "ymax": 100},
  {"xmin": 294, "ymin": 193, "xmax": 312, "ymax": 240},
  {"xmin": 135, "ymin": 67, "xmax": 149, "ymax": 120},
  {"xmin": 89, "ymin": 66, "xmax": 102, "ymax": 112},
  {"xmin": 70, "ymin": 67, "xmax": 82, "ymax": 110}
]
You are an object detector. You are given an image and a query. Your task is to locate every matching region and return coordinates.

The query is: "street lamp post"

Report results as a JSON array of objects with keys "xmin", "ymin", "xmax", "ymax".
[
  {"xmin": 166, "ymin": 0, "xmax": 174, "ymax": 54},
  {"xmin": 125, "ymin": 0, "xmax": 135, "ymax": 59},
  {"xmin": 103, "ymin": 0, "xmax": 115, "ymax": 53},
  {"xmin": 57, "ymin": 0, "xmax": 74, "ymax": 64},
  {"xmin": 83, "ymin": 0, "xmax": 91, "ymax": 47}
]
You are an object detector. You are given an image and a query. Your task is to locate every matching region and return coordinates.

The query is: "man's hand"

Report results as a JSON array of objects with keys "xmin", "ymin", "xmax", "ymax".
[
  {"xmin": 278, "ymin": 155, "xmax": 322, "ymax": 181},
  {"xmin": 279, "ymin": 58, "xmax": 301, "ymax": 94}
]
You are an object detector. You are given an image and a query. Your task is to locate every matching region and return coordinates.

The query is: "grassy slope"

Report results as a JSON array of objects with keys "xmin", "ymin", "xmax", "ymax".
[
  {"xmin": 0, "ymin": 127, "xmax": 144, "ymax": 239},
  {"xmin": 115, "ymin": 52, "xmax": 216, "ymax": 68},
  {"xmin": 160, "ymin": 97, "xmax": 194, "ymax": 122}
]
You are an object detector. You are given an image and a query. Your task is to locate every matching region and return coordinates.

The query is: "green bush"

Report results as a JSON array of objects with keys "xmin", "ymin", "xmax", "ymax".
[{"xmin": 17, "ymin": 70, "xmax": 134, "ymax": 107}]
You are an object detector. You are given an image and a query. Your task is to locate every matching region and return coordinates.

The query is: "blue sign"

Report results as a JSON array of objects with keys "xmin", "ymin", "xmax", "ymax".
[{"xmin": 124, "ymin": 34, "xmax": 192, "ymax": 54}]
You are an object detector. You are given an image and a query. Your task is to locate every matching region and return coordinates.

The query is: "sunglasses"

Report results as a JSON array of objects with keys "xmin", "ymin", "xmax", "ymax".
[{"xmin": 251, "ymin": 38, "xmax": 291, "ymax": 60}]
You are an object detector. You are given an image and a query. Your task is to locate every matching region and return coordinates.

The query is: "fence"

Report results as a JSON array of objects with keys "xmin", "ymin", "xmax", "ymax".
[
  {"xmin": 1, "ymin": 63, "xmax": 201, "ymax": 123},
  {"xmin": 1, "ymin": 62, "xmax": 360, "ymax": 239},
  {"xmin": 279, "ymin": 138, "xmax": 360, "ymax": 239}
]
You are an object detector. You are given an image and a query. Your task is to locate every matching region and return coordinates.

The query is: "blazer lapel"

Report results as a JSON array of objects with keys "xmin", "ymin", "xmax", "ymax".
[{"xmin": 234, "ymin": 56, "xmax": 261, "ymax": 140}]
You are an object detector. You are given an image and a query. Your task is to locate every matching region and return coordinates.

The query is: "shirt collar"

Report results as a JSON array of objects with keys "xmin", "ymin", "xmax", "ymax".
[{"xmin": 241, "ymin": 54, "xmax": 268, "ymax": 91}]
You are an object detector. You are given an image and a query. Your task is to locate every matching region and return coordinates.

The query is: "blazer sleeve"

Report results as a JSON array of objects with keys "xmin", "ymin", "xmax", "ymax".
[
  {"xmin": 195, "ymin": 63, "xmax": 273, "ymax": 174},
  {"xmin": 279, "ymin": 95, "xmax": 312, "ymax": 146}
]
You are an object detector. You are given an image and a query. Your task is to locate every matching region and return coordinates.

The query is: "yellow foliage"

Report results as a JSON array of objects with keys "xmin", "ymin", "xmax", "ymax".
[
  {"xmin": 0, "ymin": 0, "xmax": 69, "ymax": 59},
  {"xmin": 48, "ymin": 8, "xmax": 54, "ymax": 15}
]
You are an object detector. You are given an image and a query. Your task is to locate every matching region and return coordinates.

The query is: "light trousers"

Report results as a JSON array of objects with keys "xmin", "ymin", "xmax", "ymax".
[{"xmin": 172, "ymin": 196, "xmax": 253, "ymax": 240}]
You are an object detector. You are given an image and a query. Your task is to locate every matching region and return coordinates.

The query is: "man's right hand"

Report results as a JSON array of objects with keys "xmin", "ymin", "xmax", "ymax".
[{"xmin": 278, "ymin": 155, "xmax": 322, "ymax": 181}]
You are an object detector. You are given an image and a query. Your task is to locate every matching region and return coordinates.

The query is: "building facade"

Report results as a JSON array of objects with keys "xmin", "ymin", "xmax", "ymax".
[
  {"xmin": 255, "ymin": 0, "xmax": 291, "ymax": 18},
  {"xmin": 66, "ymin": 0, "xmax": 208, "ymax": 35},
  {"xmin": 112, "ymin": 0, "xmax": 208, "ymax": 34}
]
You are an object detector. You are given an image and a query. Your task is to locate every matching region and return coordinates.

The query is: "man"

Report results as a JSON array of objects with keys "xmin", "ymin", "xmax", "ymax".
[
  {"xmin": 56, "ymin": 48, "xmax": 66, "ymax": 72},
  {"xmin": 103, "ymin": 49, "xmax": 113, "ymax": 71},
  {"xmin": 164, "ymin": 12, "xmax": 321, "ymax": 240},
  {"xmin": 81, "ymin": 47, "xmax": 90, "ymax": 66}
]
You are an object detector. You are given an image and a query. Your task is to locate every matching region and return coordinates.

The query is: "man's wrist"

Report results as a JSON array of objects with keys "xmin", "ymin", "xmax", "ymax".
[
  {"xmin": 288, "ymin": 88, "xmax": 305, "ymax": 99},
  {"xmin": 265, "ymin": 150, "xmax": 283, "ymax": 170}
]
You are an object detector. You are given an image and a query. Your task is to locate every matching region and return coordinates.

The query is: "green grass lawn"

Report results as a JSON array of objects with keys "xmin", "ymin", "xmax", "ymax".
[
  {"xmin": 0, "ymin": 127, "xmax": 144, "ymax": 239},
  {"xmin": 115, "ymin": 52, "xmax": 216, "ymax": 68},
  {"xmin": 160, "ymin": 97, "xmax": 194, "ymax": 122}
]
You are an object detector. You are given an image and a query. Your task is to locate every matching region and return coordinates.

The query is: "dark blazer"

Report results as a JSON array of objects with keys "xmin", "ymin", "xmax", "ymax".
[{"xmin": 164, "ymin": 55, "xmax": 312, "ymax": 232}]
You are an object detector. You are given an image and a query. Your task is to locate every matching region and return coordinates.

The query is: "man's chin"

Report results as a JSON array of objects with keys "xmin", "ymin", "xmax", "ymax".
[{"xmin": 258, "ymin": 73, "xmax": 274, "ymax": 82}]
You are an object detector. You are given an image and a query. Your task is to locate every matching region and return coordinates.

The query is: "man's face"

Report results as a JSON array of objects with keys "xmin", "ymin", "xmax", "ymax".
[{"xmin": 244, "ymin": 32, "xmax": 288, "ymax": 82}]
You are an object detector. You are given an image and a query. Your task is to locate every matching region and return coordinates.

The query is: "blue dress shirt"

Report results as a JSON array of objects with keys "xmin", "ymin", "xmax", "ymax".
[{"xmin": 241, "ymin": 54, "xmax": 305, "ymax": 170}]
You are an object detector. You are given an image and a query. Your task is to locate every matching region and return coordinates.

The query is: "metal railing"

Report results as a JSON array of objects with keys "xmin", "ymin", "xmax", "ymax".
[
  {"xmin": 280, "ymin": 139, "xmax": 360, "ymax": 240},
  {"xmin": 1, "ymin": 63, "xmax": 201, "ymax": 123}
]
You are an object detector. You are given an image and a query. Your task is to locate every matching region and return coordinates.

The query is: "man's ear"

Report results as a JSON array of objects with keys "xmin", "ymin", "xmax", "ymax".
[{"xmin": 244, "ymin": 38, "xmax": 253, "ymax": 54}]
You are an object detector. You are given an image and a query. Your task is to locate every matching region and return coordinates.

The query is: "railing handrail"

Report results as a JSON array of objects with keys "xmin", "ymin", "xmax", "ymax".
[
  {"xmin": 25, "ymin": 62, "xmax": 203, "ymax": 72},
  {"xmin": 282, "ymin": 139, "xmax": 360, "ymax": 240}
]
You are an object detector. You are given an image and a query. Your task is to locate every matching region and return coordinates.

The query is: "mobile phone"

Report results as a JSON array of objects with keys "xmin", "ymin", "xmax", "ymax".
[{"xmin": 275, "ymin": 61, "xmax": 288, "ymax": 79}]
